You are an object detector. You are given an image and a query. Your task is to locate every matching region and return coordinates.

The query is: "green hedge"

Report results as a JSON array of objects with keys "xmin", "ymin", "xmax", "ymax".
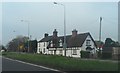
[
  {"xmin": 102, "ymin": 52, "xmax": 112, "ymax": 59},
  {"xmin": 80, "ymin": 51, "xmax": 90, "ymax": 58}
]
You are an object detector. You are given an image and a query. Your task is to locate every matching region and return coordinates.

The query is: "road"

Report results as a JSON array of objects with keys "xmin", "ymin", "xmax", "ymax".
[
  {"xmin": 0, "ymin": 56, "xmax": 2, "ymax": 72},
  {"xmin": 2, "ymin": 56, "xmax": 61, "ymax": 72}
]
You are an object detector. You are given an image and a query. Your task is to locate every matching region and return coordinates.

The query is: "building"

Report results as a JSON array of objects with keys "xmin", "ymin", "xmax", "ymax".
[{"xmin": 37, "ymin": 29, "xmax": 97, "ymax": 58}]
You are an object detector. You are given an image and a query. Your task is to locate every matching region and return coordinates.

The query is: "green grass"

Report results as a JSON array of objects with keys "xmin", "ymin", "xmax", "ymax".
[{"xmin": 2, "ymin": 52, "xmax": 119, "ymax": 71}]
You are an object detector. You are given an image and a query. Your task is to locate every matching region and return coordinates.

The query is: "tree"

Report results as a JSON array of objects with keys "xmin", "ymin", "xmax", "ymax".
[
  {"xmin": 29, "ymin": 40, "xmax": 37, "ymax": 53},
  {"xmin": 102, "ymin": 38, "xmax": 119, "ymax": 59},
  {"xmin": 7, "ymin": 35, "xmax": 28, "ymax": 52},
  {"xmin": 0, "ymin": 45, "xmax": 7, "ymax": 52},
  {"xmin": 103, "ymin": 38, "xmax": 120, "ymax": 47}
]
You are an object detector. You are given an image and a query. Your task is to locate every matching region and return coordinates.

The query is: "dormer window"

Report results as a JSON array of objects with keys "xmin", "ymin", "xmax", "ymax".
[
  {"xmin": 86, "ymin": 39, "xmax": 91, "ymax": 46},
  {"xmin": 59, "ymin": 39, "xmax": 63, "ymax": 47},
  {"xmin": 50, "ymin": 41, "xmax": 53, "ymax": 47},
  {"xmin": 44, "ymin": 42, "xmax": 45, "ymax": 47}
]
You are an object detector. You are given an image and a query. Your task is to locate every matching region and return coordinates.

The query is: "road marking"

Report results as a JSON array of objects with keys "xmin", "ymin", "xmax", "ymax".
[{"xmin": 3, "ymin": 57, "xmax": 64, "ymax": 72}]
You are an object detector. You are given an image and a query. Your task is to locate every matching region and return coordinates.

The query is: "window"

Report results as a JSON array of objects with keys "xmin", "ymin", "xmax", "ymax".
[
  {"xmin": 51, "ymin": 51, "xmax": 53, "ymax": 54},
  {"xmin": 73, "ymin": 49, "xmax": 77, "ymax": 55},
  {"xmin": 50, "ymin": 41, "xmax": 53, "ymax": 47},
  {"xmin": 47, "ymin": 42, "xmax": 49, "ymax": 46},
  {"xmin": 59, "ymin": 39, "xmax": 63, "ymax": 47},
  {"xmin": 86, "ymin": 40, "xmax": 91, "ymax": 46},
  {"xmin": 44, "ymin": 43, "xmax": 45, "ymax": 47},
  {"xmin": 43, "ymin": 48, "xmax": 45, "ymax": 53},
  {"xmin": 59, "ymin": 50, "xmax": 62, "ymax": 54}
]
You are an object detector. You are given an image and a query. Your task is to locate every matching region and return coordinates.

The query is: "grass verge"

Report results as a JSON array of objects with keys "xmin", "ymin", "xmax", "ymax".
[{"xmin": 2, "ymin": 52, "xmax": 119, "ymax": 71}]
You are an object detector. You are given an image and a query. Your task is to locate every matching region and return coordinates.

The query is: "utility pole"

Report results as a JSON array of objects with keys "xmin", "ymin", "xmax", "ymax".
[
  {"xmin": 21, "ymin": 20, "xmax": 30, "ymax": 53},
  {"xmin": 99, "ymin": 17, "xmax": 102, "ymax": 43},
  {"xmin": 13, "ymin": 30, "xmax": 20, "ymax": 53},
  {"xmin": 99, "ymin": 17, "xmax": 102, "ymax": 51}
]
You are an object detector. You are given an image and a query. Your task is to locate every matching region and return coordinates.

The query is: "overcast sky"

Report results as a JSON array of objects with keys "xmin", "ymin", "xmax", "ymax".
[{"xmin": 1, "ymin": 1, "xmax": 118, "ymax": 45}]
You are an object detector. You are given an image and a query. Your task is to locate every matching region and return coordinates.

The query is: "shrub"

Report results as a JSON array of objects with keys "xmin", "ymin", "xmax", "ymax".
[
  {"xmin": 97, "ymin": 51, "xmax": 102, "ymax": 59},
  {"xmin": 80, "ymin": 51, "xmax": 90, "ymax": 58},
  {"xmin": 102, "ymin": 52, "xmax": 112, "ymax": 59}
]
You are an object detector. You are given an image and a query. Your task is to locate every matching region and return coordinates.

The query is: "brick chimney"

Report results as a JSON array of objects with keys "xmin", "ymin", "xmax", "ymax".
[
  {"xmin": 72, "ymin": 29, "xmax": 78, "ymax": 37},
  {"xmin": 44, "ymin": 33, "xmax": 48, "ymax": 38},
  {"xmin": 53, "ymin": 29, "xmax": 58, "ymax": 37}
]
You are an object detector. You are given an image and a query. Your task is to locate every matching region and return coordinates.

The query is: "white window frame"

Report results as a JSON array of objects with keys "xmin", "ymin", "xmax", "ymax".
[
  {"xmin": 72, "ymin": 49, "xmax": 77, "ymax": 55},
  {"xmin": 39, "ymin": 43, "xmax": 40, "ymax": 47},
  {"xmin": 59, "ymin": 50, "xmax": 62, "ymax": 55},
  {"xmin": 43, "ymin": 48, "xmax": 45, "ymax": 53},
  {"xmin": 86, "ymin": 39, "xmax": 91, "ymax": 46},
  {"xmin": 44, "ymin": 42, "xmax": 45, "ymax": 47},
  {"xmin": 59, "ymin": 39, "xmax": 63, "ymax": 47},
  {"xmin": 51, "ymin": 41, "xmax": 53, "ymax": 47}
]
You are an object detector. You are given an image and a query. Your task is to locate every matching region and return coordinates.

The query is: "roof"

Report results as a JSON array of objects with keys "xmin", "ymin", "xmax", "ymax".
[
  {"xmin": 67, "ymin": 33, "xmax": 88, "ymax": 47},
  {"xmin": 95, "ymin": 41, "xmax": 104, "ymax": 48},
  {"xmin": 39, "ymin": 32, "xmax": 97, "ymax": 48},
  {"xmin": 39, "ymin": 36, "xmax": 52, "ymax": 42}
]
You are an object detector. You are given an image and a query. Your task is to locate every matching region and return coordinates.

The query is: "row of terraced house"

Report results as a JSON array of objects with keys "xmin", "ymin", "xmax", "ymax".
[{"xmin": 37, "ymin": 29, "xmax": 98, "ymax": 58}]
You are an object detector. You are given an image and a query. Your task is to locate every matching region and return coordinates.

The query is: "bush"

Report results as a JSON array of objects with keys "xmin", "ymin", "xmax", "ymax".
[
  {"xmin": 102, "ymin": 52, "xmax": 112, "ymax": 59},
  {"xmin": 97, "ymin": 51, "xmax": 102, "ymax": 59},
  {"xmin": 80, "ymin": 51, "xmax": 90, "ymax": 58}
]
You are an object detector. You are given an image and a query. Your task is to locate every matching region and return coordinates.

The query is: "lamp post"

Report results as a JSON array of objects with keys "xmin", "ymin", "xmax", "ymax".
[
  {"xmin": 21, "ymin": 20, "xmax": 30, "ymax": 53},
  {"xmin": 99, "ymin": 17, "xmax": 102, "ymax": 49},
  {"xmin": 13, "ymin": 30, "xmax": 20, "ymax": 53},
  {"xmin": 54, "ymin": 2, "xmax": 66, "ymax": 56}
]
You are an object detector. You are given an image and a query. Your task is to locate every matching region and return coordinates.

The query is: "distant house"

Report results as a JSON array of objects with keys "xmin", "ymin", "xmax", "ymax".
[
  {"xmin": 37, "ymin": 29, "xmax": 97, "ymax": 58},
  {"xmin": 95, "ymin": 41, "xmax": 104, "ymax": 51}
]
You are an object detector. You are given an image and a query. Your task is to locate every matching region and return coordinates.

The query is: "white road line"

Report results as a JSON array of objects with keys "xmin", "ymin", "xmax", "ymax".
[{"xmin": 3, "ymin": 57, "xmax": 63, "ymax": 72}]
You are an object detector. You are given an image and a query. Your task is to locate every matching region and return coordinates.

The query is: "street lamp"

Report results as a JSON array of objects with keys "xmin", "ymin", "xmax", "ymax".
[
  {"xmin": 53, "ymin": 2, "xmax": 66, "ymax": 56},
  {"xmin": 21, "ymin": 20, "xmax": 30, "ymax": 53},
  {"xmin": 13, "ymin": 30, "xmax": 20, "ymax": 53}
]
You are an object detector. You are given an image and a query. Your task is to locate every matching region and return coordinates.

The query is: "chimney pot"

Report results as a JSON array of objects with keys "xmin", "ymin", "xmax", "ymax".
[
  {"xmin": 44, "ymin": 33, "xmax": 48, "ymax": 38},
  {"xmin": 72, "ymin": 29, "xmax": 78, "ymax": 37},
  {"xmin": 53, "ymin": 29, "xmax": 58, "ymax": 37}
]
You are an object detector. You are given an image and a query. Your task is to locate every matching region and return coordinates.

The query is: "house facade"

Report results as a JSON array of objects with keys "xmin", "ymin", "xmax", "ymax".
[{"xmin": 37, "ymin": 29, "xmax": 97, "ymax": 58}]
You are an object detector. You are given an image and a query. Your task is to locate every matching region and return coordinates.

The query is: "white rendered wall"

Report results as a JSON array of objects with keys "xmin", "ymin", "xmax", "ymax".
[{"xmin": 81, "ymin": 35, "xmax": 97, "ymax": 54}]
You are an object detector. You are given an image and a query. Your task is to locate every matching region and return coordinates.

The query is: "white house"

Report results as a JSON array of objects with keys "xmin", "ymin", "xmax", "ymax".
[{"xmin": 37, "ymin": 29, "xmax": 97, "ymax": 58}]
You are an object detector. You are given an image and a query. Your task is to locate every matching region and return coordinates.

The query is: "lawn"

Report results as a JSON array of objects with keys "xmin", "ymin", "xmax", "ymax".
[{"xmin": 2, "ymin": 52, "xmax": 119, "ymax": 71}]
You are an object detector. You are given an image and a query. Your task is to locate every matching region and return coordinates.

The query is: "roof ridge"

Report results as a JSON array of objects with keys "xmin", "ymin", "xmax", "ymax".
[{"xmin": 58, "ymin": 32, "xmax": 89, "ymax": 38}]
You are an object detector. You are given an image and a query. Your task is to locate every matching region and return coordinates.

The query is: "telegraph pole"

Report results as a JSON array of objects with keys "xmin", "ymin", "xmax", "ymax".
[
  {"xmin": 99, "ymin": 17, "xmax": 102, "ymax": 51},
  {"xmin": 21, "ymin": 20, "xmax": 30, "ymax": 53},
  {"xmin": 99, "ymin": 17, "xmax": 102, "ymax": 43}
]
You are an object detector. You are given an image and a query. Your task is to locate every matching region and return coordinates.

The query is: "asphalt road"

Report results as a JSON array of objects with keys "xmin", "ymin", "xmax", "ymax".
[
  {"xmin": 2, "ymin": 57, "xmax": 61, "ymax": 72},
  {"xmin": 0, "ymin": 56, "xmax": 2, "ymax": 72}
]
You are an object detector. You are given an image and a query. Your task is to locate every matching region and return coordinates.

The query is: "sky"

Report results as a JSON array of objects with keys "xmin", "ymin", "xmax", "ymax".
[{"xmin": 1, "ymin": 1, "xmax": 119, "ymax": 46}]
